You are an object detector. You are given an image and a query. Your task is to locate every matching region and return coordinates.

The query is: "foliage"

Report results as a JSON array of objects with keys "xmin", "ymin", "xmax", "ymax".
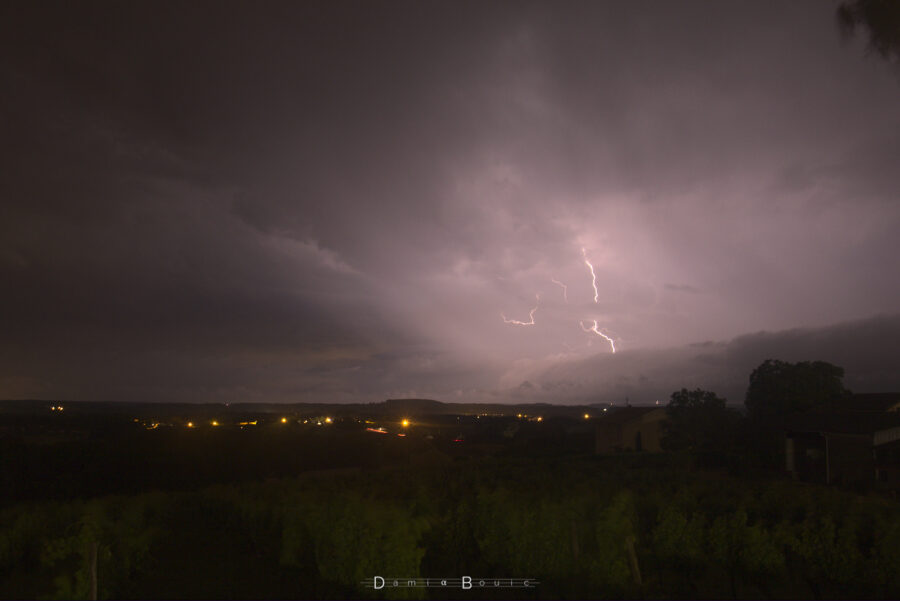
[
  {"xmin": 472, "ymin": 488, "xmax": 575, "ymax": 579},
  {"xmin": 782, "ymin": 513, "xmax": 865, "ymax": 591},
  {"xmin": 661, "ymin": 388, "xmax": 738, "ymax": 454},
  {"xmin": 650, "ymin": 506, "xmax": 707, "ymax": 592},
  {"xmin": 707, "ymin": 509, "xmax": 784, "ymax": 597},
  {"xmin": 589, "ymin": 490, "xmax": 638, "ymax": 595},
  {"xmin": 2, "ymin": 455, "xmax": 900, "ymax": 599},
  {"xmin": 39, "ymin": 494, "xmax": 164, "ymax": 600},
  {"xmin": 281, "ymin": 491, "xmax": 428, "ymax": 599},
  {"xmin": 869, "ymin": 514, "xmax": 900, "ymax": 595},
  {"xmin": 745, "ymin": 359, "xmax": 850, "ymax": 420}
]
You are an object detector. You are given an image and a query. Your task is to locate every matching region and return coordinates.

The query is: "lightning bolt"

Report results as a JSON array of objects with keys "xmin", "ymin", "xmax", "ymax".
[
  {"xmin": 580, "ymin": 248, "xmax": 618, "ymax": 350},
  {"xmin": 497, "ymin": 247, "xmax": 621, "ymax": 351},
  {"xmin": 580, "ymin": 319, "xmax": 616, "ymax": 353},
  {"xmin": 582, "ymin": 248, "xmax": 599, "ymax": 303},
  {"xmin": 550, "ymin": 278, "xmax": 568, "ymax": 302},
  {"xmin": 502, "ymin": 294, "xmax": 540, "ymax": 326}
]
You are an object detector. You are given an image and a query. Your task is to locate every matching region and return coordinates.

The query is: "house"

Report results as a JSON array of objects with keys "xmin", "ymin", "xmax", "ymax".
[
  {"xmin": 784, "ymin": 393, "xmax": 900, "ymax": 487},
  {"xmin": 874, "ymin": 425, "xmax": 900, "ymax": 486},
  {"xmin": 595, "ymin": 407, "xmax": 667, "ymax": 453}
]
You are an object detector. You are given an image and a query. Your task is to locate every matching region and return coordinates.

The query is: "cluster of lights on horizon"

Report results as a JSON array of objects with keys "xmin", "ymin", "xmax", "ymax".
[
  {"xmin": 500, "ymin": 247, "xmax": 617, "ymax": 353},
  {"xmin": 119, "ymin": 412, "xmax": 572, "ymax": 440}
]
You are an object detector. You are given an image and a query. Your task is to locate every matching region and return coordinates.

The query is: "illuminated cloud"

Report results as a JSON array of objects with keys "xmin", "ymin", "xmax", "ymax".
[{"xmin": 0, "ymin": 2, "xmax": 897, "ymax": 403}]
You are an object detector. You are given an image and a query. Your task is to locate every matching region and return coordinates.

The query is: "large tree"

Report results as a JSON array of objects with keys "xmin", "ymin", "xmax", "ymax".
[
  {"xmin": 744, "ymin": 359, "xmax": 850, "ymax": 420},
  {"xmin": 662, "ymin": 388, "xmax": 738, "ymax": 453}
]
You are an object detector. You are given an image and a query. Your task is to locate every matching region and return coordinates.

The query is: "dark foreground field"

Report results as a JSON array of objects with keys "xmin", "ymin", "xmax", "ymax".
[{"xmin": 2, "ymin": 430, "xmax": 900, "ymax": 600}]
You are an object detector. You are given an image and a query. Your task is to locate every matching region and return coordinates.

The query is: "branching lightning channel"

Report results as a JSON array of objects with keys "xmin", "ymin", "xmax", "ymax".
[
  {"xmin": 582, "ymin": 248, "xmax": 599, "ymax": 303},
  {"xmin": 497, "ymin": 247, "xmax": 619, "ymax": 352},
  {"xmin": 550, "ymin": 278, "xmax": 568, "ymax": 302},
  {"xmin": 580, "ymin": 320, "xmax": 616, "ymax": 353},
  {"xmin": 501, "ymin": 294, "xmax": 540, "ymax": 326}
]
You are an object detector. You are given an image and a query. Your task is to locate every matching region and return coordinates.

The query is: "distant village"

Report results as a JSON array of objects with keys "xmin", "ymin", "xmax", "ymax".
[{"xmin": 4, "ymin": 388, "xmax": 899, "ymax": 491}]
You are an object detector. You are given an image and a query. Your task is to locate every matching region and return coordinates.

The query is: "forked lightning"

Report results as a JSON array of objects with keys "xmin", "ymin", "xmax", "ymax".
[
  {"xmin": 501, "ymin": 294, "xmax": 540, "ymax": 326},
  {"xmin": 499, "ymin": 248, "xmax": 618, "ymax": 353},
  {"xmin": 580, "ymin": 319, "xmax": 616, "ymax": 353}
]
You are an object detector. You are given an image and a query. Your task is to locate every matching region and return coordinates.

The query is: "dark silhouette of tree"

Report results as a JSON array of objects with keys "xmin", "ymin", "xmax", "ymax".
[
  {"xmin": 837, "ymin": 0, "xmax": 900, "ymax": 63},
  {"xmin": 744, "ymin": 359, "xmax": 850, "ymax": 420},
  {"xmin": 661, "ymin": 388, "xmax": 737, "ymax": 453}
]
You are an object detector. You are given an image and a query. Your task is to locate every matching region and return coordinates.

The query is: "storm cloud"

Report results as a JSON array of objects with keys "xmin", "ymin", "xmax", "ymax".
[
  {"xmin": 1, "ymin": 1, "xmax": 898, "ymax": 403},
  {"xmin": 498, "ymin": 314, "xmax": 900, "ymax": 405}
]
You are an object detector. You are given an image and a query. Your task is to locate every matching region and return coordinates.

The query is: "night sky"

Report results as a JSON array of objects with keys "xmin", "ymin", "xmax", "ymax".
[{"xmin": 2, "ymin": 1, "xmax": 898, "ymax": 404}]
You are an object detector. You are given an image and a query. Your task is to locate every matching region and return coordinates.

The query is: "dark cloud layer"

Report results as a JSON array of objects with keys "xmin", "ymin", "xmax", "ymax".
[
  {"xmin": 502, "ymin": 314, "xmax": 900, "ymax": 405},
  {"xmin": 1, "ymin": 1, "xmax": 898, "ymax": 402}
]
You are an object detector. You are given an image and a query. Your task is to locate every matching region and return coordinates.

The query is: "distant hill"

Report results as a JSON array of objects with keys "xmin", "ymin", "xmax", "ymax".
[
  {"xmin": 382, "ymin": 398, "xmax": 447, "ymax": 413},
  {"xmin": 0, "ymin": 398, "xmax": 603, "ymax": 419}
]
